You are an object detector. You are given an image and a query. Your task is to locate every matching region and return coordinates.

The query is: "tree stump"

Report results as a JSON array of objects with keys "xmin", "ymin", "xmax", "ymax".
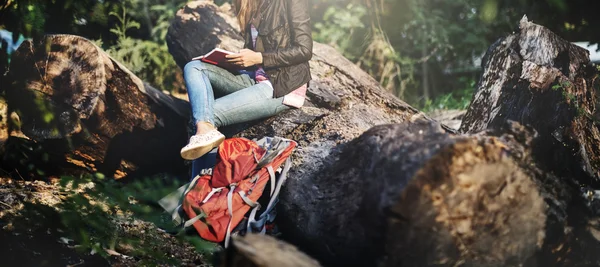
[
  {"xmin": 460, "ymin": 16, "xmax": 600, "ymax": 267},
  {"xmin": 460, "ymin": 16, "xmax": 600, "ymax": 186}
]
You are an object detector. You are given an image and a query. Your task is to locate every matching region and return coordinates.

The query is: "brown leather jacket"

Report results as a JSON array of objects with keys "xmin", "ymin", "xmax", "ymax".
[{"xmin": 245, "ymin": 0, "xmax": 313, "ymax": 98}]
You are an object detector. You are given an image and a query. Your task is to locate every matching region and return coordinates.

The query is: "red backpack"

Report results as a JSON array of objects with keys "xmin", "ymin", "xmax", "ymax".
[{"xmin": 160, "ymin": 136, "xmax": 296, "ymax": 247}]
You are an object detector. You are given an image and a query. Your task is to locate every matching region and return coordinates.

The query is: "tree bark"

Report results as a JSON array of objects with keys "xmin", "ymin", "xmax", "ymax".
[
  {"xmin": 460, "ymin": 16, "xmax": 600, "ymax": 186},
  {"xmin": 278, "ymin": 121, "xmax": 547, "ymax": 267},
  {"xmin": 460, "ymin": 16, "xmax": 600, "ymax": 266},
  {"xmin": 4, "ymin": 34, "xmax": 190, "ymax": 178},
  {"xmin": 221, "ymin": 234, "xmax": 321, "ymax": 267}
]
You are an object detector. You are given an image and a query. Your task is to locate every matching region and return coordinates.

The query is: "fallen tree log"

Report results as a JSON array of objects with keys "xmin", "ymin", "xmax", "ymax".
[
  {"xmin": 221, "ymin": 234, "xmax": 321, "ymax": 267},
  {"xmin": 4, "ymin": 34, "xmax": 190, "ymax": 178},
  {"xmin": 280, "ymin": 121, "xmax": 547, "ymax": 267}
]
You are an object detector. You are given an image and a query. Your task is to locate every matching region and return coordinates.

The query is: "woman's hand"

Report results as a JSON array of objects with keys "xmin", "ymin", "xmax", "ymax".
[{"xmin": 226, "ymin": 49, "xmax": 263, "ymax": 68}]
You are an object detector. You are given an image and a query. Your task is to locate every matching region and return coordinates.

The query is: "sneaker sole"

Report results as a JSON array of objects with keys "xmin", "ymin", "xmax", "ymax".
[{"xmin": 180, "ymin": 135, "xmax": 225, "ymax": 160}]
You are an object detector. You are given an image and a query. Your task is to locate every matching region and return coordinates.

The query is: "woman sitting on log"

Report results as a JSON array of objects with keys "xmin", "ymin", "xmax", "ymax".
[{"xmin": 180, "ymin": 0, "xmax": 313, "ymax": 160}]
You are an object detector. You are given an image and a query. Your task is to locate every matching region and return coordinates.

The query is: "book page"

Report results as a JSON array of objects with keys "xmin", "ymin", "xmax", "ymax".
[{"xmin": 192, "ymin": 48, "xmax": 235, "ymax": 61}]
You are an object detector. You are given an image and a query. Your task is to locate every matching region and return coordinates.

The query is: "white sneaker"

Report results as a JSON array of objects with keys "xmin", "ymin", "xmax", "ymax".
[{"xmin": 180, "ymin": 129, "xmax": 225, "ymax": 160}]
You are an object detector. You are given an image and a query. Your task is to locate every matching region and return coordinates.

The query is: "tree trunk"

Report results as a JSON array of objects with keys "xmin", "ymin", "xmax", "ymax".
[
  {"xmin": 221, "ymin": 234, "xmax": 321, "ymax": 267},
  {"xmin": 279, "ymin": 121, "xmax": 547, "ymax": 266},
  {"xmin": 4, "ymin": 34, "xmax": 190, "ymax": 178},
  {"xmin": 460, "ymin": 16, "xmax": 600, "ymax": 186},
  {"xmin": 460, "ymin": 16, "xmax": 600, "ymax": 266}
]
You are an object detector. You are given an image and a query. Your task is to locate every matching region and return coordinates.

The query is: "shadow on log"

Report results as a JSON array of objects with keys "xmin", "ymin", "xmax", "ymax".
[{"xmin": 4, "ymin": 35, "xmax": 190, "ymax": 178}]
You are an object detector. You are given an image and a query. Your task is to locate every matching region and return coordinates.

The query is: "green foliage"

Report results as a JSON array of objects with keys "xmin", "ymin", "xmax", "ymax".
[
  {"xmin": 102, "ymin": 4, "xmax": 184, "ymax": 92},
  {"xmin": 17, "ymin": 173, "xmax": 216, "ymax": 264},
  {"xmin": 150, "ymin": 2, "xmax": 181, "ymax": 42},
  {"xmin": 104, "ymin": 7, "xmax": 146, "ymax": 73},
  {"xmin": 421, "ymin": 77, "xmax": 475, "ymax": 112},
  {"xmin": 1, "ymin": 0, "xmax": 186, "ymax": 93},
  {"xmin": 0, "ymin": 0, "xmax": 116, "ymax": 39},
  {"xmin": 309, "ymin": 0, "xmax": 575, "ymax": 105},
  {"xmin": 313, "ymin": 4, "xmax": 367, "ymax": 60}
]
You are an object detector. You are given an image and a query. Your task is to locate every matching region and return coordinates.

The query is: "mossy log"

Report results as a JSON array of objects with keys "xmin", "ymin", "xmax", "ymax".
[{"xmin": 4, "ymin": 34, "xmax": 190, "ymax": 178}]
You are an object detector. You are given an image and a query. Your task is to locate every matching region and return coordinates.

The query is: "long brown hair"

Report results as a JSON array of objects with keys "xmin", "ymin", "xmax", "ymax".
[{"xmin": 234, "ymin": 0, "xmax": 260, "ymax": 31}]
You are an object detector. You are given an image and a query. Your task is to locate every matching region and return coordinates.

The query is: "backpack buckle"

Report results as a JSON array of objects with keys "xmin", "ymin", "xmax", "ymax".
[{"xmin": 200, "ymin": 168, "xmax": 213, "ymax": 176}]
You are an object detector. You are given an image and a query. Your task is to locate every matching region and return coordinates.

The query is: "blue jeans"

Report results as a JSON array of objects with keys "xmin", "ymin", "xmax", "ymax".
[{"xmin": 183, "ymin": 60, "xmax": 290, "ymax": 129}]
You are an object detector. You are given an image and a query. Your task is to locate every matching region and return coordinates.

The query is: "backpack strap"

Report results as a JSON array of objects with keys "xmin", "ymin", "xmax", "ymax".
[
  {"xmin": 256, "ymin": 137, "xmax": 288, "ymax": 168},
  {"xmin": 224, "ymin": 183, "xmax": 237, "ymax": 248},
  {"xmin": 247, "ymin": 157, "xmax": 292, "ymax": 233},
  {"xmin": 166, "ymin": 173, "xmax": 205, "ymax": 225},
  {"xmin": 246, "ymin": 204, "xmax": 263, "ymax": 233},
  {"xmin": 263, "ymin": 157, "xmax": 292, "ymax": 216},
  {"xmin": 267, "ymin": 166, "xmax": 276, "ymax": 196},
  {"xmin": 238, "ymin": 191, "xmax": 259, "ymax": 207},
  {"xmin": 183, "ymin": 212, "xmax": 206, "ymax": 228},
  {"xmin": 202, "ymin": 187, "xmax": 224, "ymax": 203}
]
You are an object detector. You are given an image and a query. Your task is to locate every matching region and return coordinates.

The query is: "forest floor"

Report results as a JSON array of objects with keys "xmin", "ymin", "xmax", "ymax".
[{"xmin": 0, "ymin": 178, "xmax": 213, "ymax": 266}]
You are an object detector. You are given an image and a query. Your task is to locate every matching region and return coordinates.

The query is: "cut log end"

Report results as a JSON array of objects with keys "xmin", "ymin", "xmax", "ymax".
[
  {"xmin": 387, "ymin": 138, "xmax": 546, "ymax": 267},
  {"xmin": 7, "ymin": 35, "xmax": 108, "ymax": 139},
  {"xmin": 14, "ymin": 35, "xmax": 105, "ymax": 113},
  {"xmin": 281, "ymin": 122, "xmax": 547, "ymax": 266},
  {"xmin": 4, "ymin": 34, "xmax": 190, "ymax": 178}
]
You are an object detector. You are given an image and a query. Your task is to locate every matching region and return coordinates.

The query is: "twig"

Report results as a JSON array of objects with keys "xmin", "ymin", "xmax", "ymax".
[
  {"xmin": 15, "ymin": 169, "xmax": 25, "ymax": 181},
  {"xmin": 0, "ymin": 168, "xmax": 11, "ymax": 176},
  {"xmin": 0, "ymin": 200, "xmax": 12, "ymax": 208},
  {"xmin": 66, "ymin": 260, "xmax": 85, "ymax": 267}
]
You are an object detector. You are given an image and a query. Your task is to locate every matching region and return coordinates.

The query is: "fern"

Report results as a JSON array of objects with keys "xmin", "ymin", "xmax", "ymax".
[{"xmin": 104, "ymin": 3, "xmax": 184, "ymax": 92}]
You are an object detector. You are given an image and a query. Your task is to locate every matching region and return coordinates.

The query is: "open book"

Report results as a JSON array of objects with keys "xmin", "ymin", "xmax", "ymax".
[{"xmin": 192, "ymin": 48, "xmax": 242, "ymax": 72}]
